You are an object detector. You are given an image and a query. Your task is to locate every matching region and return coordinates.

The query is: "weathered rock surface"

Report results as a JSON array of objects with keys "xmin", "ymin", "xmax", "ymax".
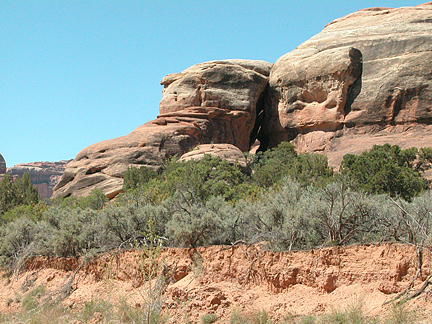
[
  {"xmin": 53, "ymin": 3, "xmax": 432, "ymax": 199},
  {"xmin": 261, "ymin": 2, "xmax": 432, "ymax": 154},
  {"xmin": 158, "ymin": 59, "xmax": 272, "ymax": 151},
  {"xmin": 7, "ymin": 161, "xmax": 70, "ymax": 199},
  {"xmin": 52, "ymin": 60, "xmax": 271, "ymax": 199},
  {"xmin": 178, "ymin": 143, "xmax": 249, "ymax": 173}
]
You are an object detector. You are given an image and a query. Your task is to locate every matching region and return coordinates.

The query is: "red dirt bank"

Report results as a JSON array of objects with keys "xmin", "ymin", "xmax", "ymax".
[{"xmin": 1, "ymin": 243, "xmax": 432, "ymax": 322}]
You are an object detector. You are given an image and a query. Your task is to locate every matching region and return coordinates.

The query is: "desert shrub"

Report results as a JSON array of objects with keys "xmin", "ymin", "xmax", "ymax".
[
  {"xmin": 49, "ymin": 188, "xmax": 108, "ymax": 211},
  {"xmin": 38, "ymin": 207, "xmax": 99, "ymax": 257},
  {"xmin": 374, "ymin": 192, "xmax": 432, "ymax": 244},
  {"xmin": 308, "ymin": 180, "xmax": 381, "ymax": 246},
  {"xmin": 98, "ymin": 203, "xmax": 169, "ymax": 250},
  {"xmin": 228, "ymin": 178, "xmax": 385, "ymax": 249},
  {"xmin": 405, "ymin": 192, "xmax": 432, "ymax": 244},
  {"xmin": 0, "ymin": 173, "xmax": 40, "ymax": 216},
  {"xmin": 0, "ymin": 217, "xmax": 42, "ymax": 260},
  {"xmin": 340, "ymin": 144, "xmax": 431, "ymax": 201},
  {"xmin": 251, "ymin": 142, "xmax": 334, "ymax": 188},
  {"xmin": 123, "ymin": 165, "xmax": 160, "ymax": 191},
  {"xmin": 165, "ymin": 193, "xmax": 230, "ymax": 247},
  {"xmin": 219, "ymin": 178, "xmax": 322, "ymax": 249},
  {"xmin": 1, "ymin": 201, "xmax": 48, "ymax": 223},
  {"xmin": 164, "ymin": 155, "xmax": 247, "ymax": 202}
]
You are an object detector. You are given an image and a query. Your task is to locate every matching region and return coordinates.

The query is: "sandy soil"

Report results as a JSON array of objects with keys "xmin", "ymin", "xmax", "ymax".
[{"xmin": 1, "ymin": 243, "xmax": 432, "ymax": 323}]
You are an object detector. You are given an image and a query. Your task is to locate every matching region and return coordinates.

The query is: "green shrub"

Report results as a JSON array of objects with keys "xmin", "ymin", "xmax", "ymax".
[
  {"xmin": 123, "ymin": 165, "xmax": 160, "ymax": 191},
  {"xmin": 165, "ymin": 194, "xmax": 229, "ymax": 247},
  {"xmin": 164, "ymin": 155, "xmax": 247, "ymax": 202},
  {"xmin": 0, "ymin": 173, "xmax": 40, "ymax": 216},
  {"xmin": 341, "ymin": 144, "xmax": 431, "ymax": 201},
  {"xmin": 2, "ymin": 202, "xmax": 48, "ymax": 223},
  {"xmin": 251, "ymin": 142, "xmax": 334, "ymax": 188},
  {"xmin": 50, "ymin": 188, "xmax": 108, "ymax": 211}
]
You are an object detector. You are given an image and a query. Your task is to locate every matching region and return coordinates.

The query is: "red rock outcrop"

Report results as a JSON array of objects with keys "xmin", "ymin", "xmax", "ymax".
[
  {"xmin": 52, "ymin": 60, "xmax": 271, "ymax": 199},
  {"xmin": 52, "ymin": 3, "xmax": 432, "ymax": 199},
  {"xmin": 260, "ymin": 3, "xmax": 432, "ymax": 163}
]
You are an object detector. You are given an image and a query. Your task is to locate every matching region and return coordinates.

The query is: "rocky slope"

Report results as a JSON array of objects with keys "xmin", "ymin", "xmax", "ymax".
[
  {"xmin": 52, "ymin": 2, "xmax": 432, "ymax": 199},
  {"xmin": 1, "ymin": 244, "xmax": 431, "ymax": 322}
]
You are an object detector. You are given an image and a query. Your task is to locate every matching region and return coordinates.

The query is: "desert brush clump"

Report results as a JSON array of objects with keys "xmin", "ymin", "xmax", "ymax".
[{"xmin": 0, "ymin": 143, "xmax": 431, "ymax": 269}]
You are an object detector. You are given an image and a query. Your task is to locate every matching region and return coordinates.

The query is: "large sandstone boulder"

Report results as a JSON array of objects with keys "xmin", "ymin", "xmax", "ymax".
[
  {"xmin": 52, "ymin": 60, "xmax": 271, "ymax": 199},
  {"xmin": 261, "ymin": 3, "xmax": 432, "ymax": 161},
  {"xmin": 158, "ymin": 59, "xmax": 272, "ymax": 152},
  {"xmin": 178, "ymin": 143, "xmax": 249, "ymax": 173}
]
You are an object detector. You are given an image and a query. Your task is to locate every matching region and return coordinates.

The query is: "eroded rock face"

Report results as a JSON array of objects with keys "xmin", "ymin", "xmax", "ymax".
[
  {"xmin": 158, "ymin": 59, "xmax": 272, "ymax": 152},
  {"xmin": 260, "ymin": 3, "xmax": 432, "ymax": 152},
  {"xmin": 53, "ymin": 3, "xmax": 432, "ymax": 199},
  {"xmin": 262, "ymin": 46, "xmax": 362, "ymax": 149},
  {"xmin": 52, "ymin": 60, "xmax": 271, "ymax": 199}
]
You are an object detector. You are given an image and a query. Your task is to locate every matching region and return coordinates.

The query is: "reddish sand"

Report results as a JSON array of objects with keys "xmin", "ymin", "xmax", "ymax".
[{"xmin": 1, "ymin": 243, "xmax": 432, "ymax": 323}]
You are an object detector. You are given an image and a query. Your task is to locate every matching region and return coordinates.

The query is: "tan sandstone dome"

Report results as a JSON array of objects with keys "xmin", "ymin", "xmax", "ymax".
[
  {"xmin": 53, "ymin": 3, "xmax": 432, "ymax": 199},
  {"xmin": 261, "ymin": 3, "xmax": 432, "ymax": 168}
]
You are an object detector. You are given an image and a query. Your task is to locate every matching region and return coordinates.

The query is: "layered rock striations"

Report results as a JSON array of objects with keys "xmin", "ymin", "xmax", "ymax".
[
  {"xmin": 52, "ymin": 60, "xmax": 271, "ymax": 199},
  {"xmin": 53, "ymin": 3, "xmax": 432, "ymax": 198}
]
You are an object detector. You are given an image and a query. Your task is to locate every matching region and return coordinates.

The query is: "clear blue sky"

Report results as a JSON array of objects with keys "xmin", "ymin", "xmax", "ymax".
[{"xmin": 1, "ymin": 0, "xmax": 423, "ymax": 167}]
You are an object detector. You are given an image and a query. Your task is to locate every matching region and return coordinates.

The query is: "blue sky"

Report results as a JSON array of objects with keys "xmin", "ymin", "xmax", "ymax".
[{"xmin": 1, "ymin": 0, "xmax": 423, "ymax": 167}]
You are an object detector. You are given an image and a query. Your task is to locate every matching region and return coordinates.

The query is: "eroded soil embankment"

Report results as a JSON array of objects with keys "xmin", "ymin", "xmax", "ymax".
[{"xmin": 1, "ymin": 243, "xmax": 432, "ymax": 323}]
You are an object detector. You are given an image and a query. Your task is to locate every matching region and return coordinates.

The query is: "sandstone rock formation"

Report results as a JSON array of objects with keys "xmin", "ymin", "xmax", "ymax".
[
  {"xmin": 261, "ymin": 2, "xmax": 432, "ymax": 164},
  {"xmin": 178, "ymin": 143, "xmax": 249, "ymax": 173},
  {"xmin": 53, "ymin": 3, "xmax": 432, "ymax": 198},
  {"xmin": 52, "ymin": 60, "xmax": 271, "ymax": 199},
  {"xmin": 261, "ymin": 46, "xmax": 362, "ymax": 149},
  {"xmin": 7, "ymin": 161, "xmax": 70, "ymax": 199}
]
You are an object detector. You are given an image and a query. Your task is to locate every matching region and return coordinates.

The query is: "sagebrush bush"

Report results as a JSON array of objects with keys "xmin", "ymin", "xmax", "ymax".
[
  {"xmin": 1, "ymin": 143, "xmax": 432, "ymax": 264},
  {"xmin": 165, "ymin": 193, "xmax": 228, "ymax": 247}
]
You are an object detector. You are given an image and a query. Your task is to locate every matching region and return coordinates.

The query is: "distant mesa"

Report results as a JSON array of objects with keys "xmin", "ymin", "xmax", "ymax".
[
  {"xmin": 3, "ymin": 160, "xmax": 71, "ymax": 199},
  {"xmin": 52, "ymin": 3, "xmax": 432, "ymax": 199}
]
